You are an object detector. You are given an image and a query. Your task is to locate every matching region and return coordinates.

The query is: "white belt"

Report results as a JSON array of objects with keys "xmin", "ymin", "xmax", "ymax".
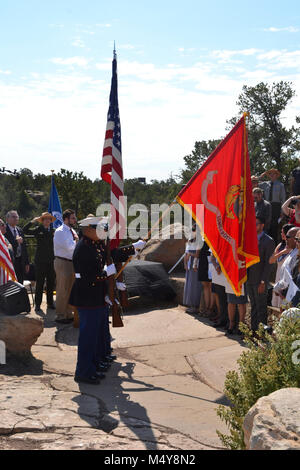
[{"xmin": 75, "ymin": 273, "xmax": 81, "ymax": 279}]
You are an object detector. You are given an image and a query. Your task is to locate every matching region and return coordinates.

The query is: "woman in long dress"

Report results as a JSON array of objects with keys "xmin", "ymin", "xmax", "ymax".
[{"xmin": 183, "ymin": 226, "xmax": 203, "ymax": 314}]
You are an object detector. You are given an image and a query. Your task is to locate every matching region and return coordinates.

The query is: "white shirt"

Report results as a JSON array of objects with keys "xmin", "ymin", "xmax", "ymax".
[
  {"xmin": 54, "ymin": 224, "xmax": 77, "ymax": 260},
  {"xmin": 278, "ymin": 247, "xmax": 298, "ymax": 279}
]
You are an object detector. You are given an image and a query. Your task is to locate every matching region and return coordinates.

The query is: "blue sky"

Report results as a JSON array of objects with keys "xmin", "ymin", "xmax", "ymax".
[{"xmin": 0, "ymin": 0, "xmax": 300, "ymax": 181}]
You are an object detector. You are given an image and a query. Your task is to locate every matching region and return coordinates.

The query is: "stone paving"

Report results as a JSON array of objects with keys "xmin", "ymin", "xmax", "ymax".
[{"xmin": 0, "ymin": 299, "xmax": 247, "ymax": 450}]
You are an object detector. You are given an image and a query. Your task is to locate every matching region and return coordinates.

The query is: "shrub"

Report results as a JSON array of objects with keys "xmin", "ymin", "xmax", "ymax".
[{"xmin": 216, "ymin": 317, "xmax": 300, "ymax": 450}]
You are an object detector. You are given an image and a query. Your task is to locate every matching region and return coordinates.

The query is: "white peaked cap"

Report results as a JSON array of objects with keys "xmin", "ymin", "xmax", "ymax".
[{"xmin": 78, "ymin": 216, "xmax": 109, "ymax": 227}]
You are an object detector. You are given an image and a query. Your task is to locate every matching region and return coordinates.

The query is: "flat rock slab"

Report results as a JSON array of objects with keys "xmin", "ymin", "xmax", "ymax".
[
  {"xmin": 187, "ymin": 344, "xmax": 247, "ymax": 393},
  {"xmin": 0, "ymin": 377, "xmax": 102, "ymax": 435},
  {"xmin": 1, "ymin": 302, "xmax": 239, "ymax": 450},
  {"xmin": 0, "ymin": 375, "xmax": 211, "ymax": 450},
  {"xmin": 51, "ymin": 373, "xmax": 227, "ymax": 449},
  {"xmin": 122, "ymin": 335, "xmax": 238, "ymax": 376},
  {"xmin": 111, "ymin": 306, "xmax": 222, "ymax": 349}
]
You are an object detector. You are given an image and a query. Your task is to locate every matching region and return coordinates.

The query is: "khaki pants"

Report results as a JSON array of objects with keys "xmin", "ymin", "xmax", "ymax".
[{"xmin": 54, "ymin": 258, "xmax": 75, "ymax": 320}]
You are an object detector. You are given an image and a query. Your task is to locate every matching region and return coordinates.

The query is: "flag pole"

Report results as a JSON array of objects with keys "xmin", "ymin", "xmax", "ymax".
[{"xmin": 115, "ymin": 200, "xmax": 176, "ymax": 280}]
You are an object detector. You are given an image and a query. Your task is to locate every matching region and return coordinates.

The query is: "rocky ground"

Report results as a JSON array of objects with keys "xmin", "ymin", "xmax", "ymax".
[{"xmin": 0, "ymin": 298, "xmax": 247, "ymax": 451}]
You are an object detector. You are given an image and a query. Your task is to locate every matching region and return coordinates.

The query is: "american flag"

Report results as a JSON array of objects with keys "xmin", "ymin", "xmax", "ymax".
[
  {"xmin": 0, "ymin": 231, "xmax": 16, "ymax": 285},
  {"xmin": 101, "ymin": 48, "xmax": 125, "ymax": 249}
]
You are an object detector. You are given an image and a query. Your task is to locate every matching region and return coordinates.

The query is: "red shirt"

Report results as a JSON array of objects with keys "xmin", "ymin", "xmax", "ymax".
[{"xmin": 289, "ymin": 210, "xmax": 300, "ymax": 227}]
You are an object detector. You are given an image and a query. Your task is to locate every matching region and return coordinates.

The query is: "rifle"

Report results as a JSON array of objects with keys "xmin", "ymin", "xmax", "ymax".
[{"xmin": 106, "ymin": 237, "xmax": 124, "ymax": 328}]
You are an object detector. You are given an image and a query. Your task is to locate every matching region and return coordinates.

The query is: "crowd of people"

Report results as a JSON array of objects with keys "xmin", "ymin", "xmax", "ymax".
[
  {"xmin": 2, "ymin": 163, "xmax": 300, "ymax": 378},
  {"xmin": 183, "ymin": 165, "xmax": 300, "ymax": 336},
  {"xmin": 0, "ymin": 209, "xmax": 145, "ymax": 385}
]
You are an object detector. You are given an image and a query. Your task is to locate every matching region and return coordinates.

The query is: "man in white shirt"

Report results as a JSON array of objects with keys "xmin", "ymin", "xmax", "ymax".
[{"xmin": 54, "ymin": 209, "xmax": 78, "ymax": 323}]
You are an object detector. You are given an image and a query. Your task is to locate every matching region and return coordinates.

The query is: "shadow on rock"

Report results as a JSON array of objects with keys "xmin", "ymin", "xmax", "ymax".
[
  {"xmin": 77, "ymin": 361, "xmax": 160, "ymax": 450},
  {"xmin": 0, "ymin": 352, "xmax": 44, "ymax": 377}
]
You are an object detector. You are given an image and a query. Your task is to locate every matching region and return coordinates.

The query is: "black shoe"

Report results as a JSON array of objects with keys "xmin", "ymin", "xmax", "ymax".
[
  {"xmin": 226, "ymin": 328, "xmax": 234, "ymax": 335},
  {"xmin": 95, "ymin": 371, "xmax": 106, "ymax": 379},
  {"xmin": 97, "ymin": 364, "xmax": 109, "ymax": 372},
  {"xmin": 100, "ymin": 361, "xmax": 111, "ymax": 368},
  {"xmin": 74, "ymin": 375, "xmax": 100, "ymax": 385},
  {"xmin": 105, "ymin": 354, "xmax": 117, "ymax": 362}
]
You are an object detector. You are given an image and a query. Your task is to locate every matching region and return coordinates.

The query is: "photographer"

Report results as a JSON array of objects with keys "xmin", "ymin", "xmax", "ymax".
[{"xmin": 282, "ymin": 195, "xmax": 300, "ymax": 227}]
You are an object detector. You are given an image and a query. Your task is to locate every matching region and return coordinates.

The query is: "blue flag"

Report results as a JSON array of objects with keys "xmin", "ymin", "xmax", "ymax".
[{"xmin": 48, "ymin": 175, "xmax": 63, "ymax": 229}]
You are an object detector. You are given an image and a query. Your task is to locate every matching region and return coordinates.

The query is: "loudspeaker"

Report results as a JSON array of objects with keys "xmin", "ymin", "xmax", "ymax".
[{"xmin": 0, "ymin": 281, "xmax": 31, "ymax": 315}]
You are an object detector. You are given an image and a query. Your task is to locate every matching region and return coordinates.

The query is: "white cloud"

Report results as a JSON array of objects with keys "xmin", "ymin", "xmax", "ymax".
[
  {"xmin": 263, "ymin": 26, "xmax": 299, "ymax": 33},
  {"xmin": 1, "ymin": 48, "xmax": 300, "ymax": 183},
  {"xmin": 95, "ymin": 23, "xmax": 111, "ymax": 28},
  {"xmin": 211, "ymin": 49, "xmax": 261, "ymax": 63},
  {"xmin": 0, "ymin": 69, "xmax": 11, "ymax": 75},
  {"xmin": 50, "ymin": 57, "xmax": 91, "ymax": 68},
  {"xmin": 257, "ymin": 50, "xmax": 300, "ymax": 70},
  {"xmin": 71, "ymin": 38, "xmax": 86, "ymax": 49}
]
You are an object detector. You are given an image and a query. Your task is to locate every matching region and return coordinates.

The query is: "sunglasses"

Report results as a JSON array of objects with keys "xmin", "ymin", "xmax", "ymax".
[
  {"xmin": 295, "ymin": 238, "xmax": 300, "ymax": 243},
  {"xmin": 286, "ymin": 235, "xmax": 295, "ymax": 239}
]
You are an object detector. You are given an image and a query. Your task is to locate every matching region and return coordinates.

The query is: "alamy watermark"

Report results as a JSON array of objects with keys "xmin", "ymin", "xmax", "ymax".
[
  {"xmin": 291, "ymin": 340, "xmax": 300, "ymax": 365},
  {"xmin": 95, "ymin": 198, "xmax": 204, "ymax": 242}
]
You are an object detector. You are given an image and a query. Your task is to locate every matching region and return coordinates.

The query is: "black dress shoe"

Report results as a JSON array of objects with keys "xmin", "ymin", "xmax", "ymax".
[
  {"xmin": 226, "ymin": 328, "xmax": 234, "ymax": 335},
  {"xmin": 97, "ymin": 364, "xmax": 109, "ymax": 372},
  {"xmin": 74, "ymin": 375, "xmax": 100, "ymax": 385},
  {"xmin": 105, "ymin": 354, "xmax": 117, "ymax": 362},
  {"xmin": 95, "ymin": 371, "xmax": 106, "ymax": 379},
  {"xmin": 100, "ymin": 361, "xmax": 111, "ymax": 368}
]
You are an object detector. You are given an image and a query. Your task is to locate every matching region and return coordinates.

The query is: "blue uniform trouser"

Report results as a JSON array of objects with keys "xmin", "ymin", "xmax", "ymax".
[
  {"xmin": 103, "ymin": 307, "xmax": 111, "ymax": 358},
  {"xmin": 75, "ymin": 306, "xmax": 108, "ymax": 378}
]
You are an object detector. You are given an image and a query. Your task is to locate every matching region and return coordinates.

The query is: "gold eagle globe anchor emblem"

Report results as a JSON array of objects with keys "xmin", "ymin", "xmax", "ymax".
[{"xmin": 225, "ymin": 179, "xmax": 244, "ymax": 223}]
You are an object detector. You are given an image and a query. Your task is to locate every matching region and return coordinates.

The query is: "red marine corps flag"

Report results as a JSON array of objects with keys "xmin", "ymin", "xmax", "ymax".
[{"xmin": 177, "ymin": 114, "xmax": 259, "ymax": 296}]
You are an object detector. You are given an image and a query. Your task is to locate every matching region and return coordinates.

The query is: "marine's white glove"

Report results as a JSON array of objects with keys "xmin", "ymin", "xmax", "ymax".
[
  {"xmin": 104, "ymin": 263, "xmax": 117, "ymax": 277},
  {"xmin": 105, "ymin": 295, "xmax": 113, "ymax": 306},
  {"xmin": 116, "ymin": 281, "xmax": 126, "ymax": 291},
  {"xmin": 132, "ymin": 239, "xmax": 146, "ymax": 251}
]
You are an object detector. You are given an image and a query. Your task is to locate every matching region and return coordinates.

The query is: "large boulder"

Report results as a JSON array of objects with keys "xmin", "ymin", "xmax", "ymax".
[
  {"xmin": 141, "ymin": 223, "xmax": 189, "ymax": 272},
  {"xmin": 243, "ymin": 388, "xmax": 300, "ymax": 450},
  {"xmin": 0, "ymin": 313, "xmax": 43, "ymax": 355}
]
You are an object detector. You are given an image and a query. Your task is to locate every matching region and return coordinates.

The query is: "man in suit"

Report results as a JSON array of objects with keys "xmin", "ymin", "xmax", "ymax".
[
  {"xmin": 258, "ymin": 169, "xmax": 286, "ymax": 244},
  {"xmin": 247, "ymin": 216, "xmax": 275, "ymax": 332},
  {"xmin": 5, "ymin": 211, "xmax": 29, "ymax": 284},
  {"xmin": 253, "ymin": 188, "xmax": 272, "ymax": 233}
]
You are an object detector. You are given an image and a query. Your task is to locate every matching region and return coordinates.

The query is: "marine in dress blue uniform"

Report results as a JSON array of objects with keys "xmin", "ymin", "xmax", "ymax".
[{"xmin": 69, "ymin": 216, "xmax": 145, "ymax": 385}]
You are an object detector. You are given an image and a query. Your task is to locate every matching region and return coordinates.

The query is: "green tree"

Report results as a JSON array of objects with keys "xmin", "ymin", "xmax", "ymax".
[
  {"xmin": 55, "ymin": 169, "xmax": 98, "ymax": 219},
  {"xmin": 17, "ymin": 190, "xmax": 36, "ymax": 221},
  {"xmin": 179, "ymin": 139, "xmax": 221, "ymax": 184},
  {"xmin": 228, "ymin": 81, "xmax": 300, "ymax": 181}
]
